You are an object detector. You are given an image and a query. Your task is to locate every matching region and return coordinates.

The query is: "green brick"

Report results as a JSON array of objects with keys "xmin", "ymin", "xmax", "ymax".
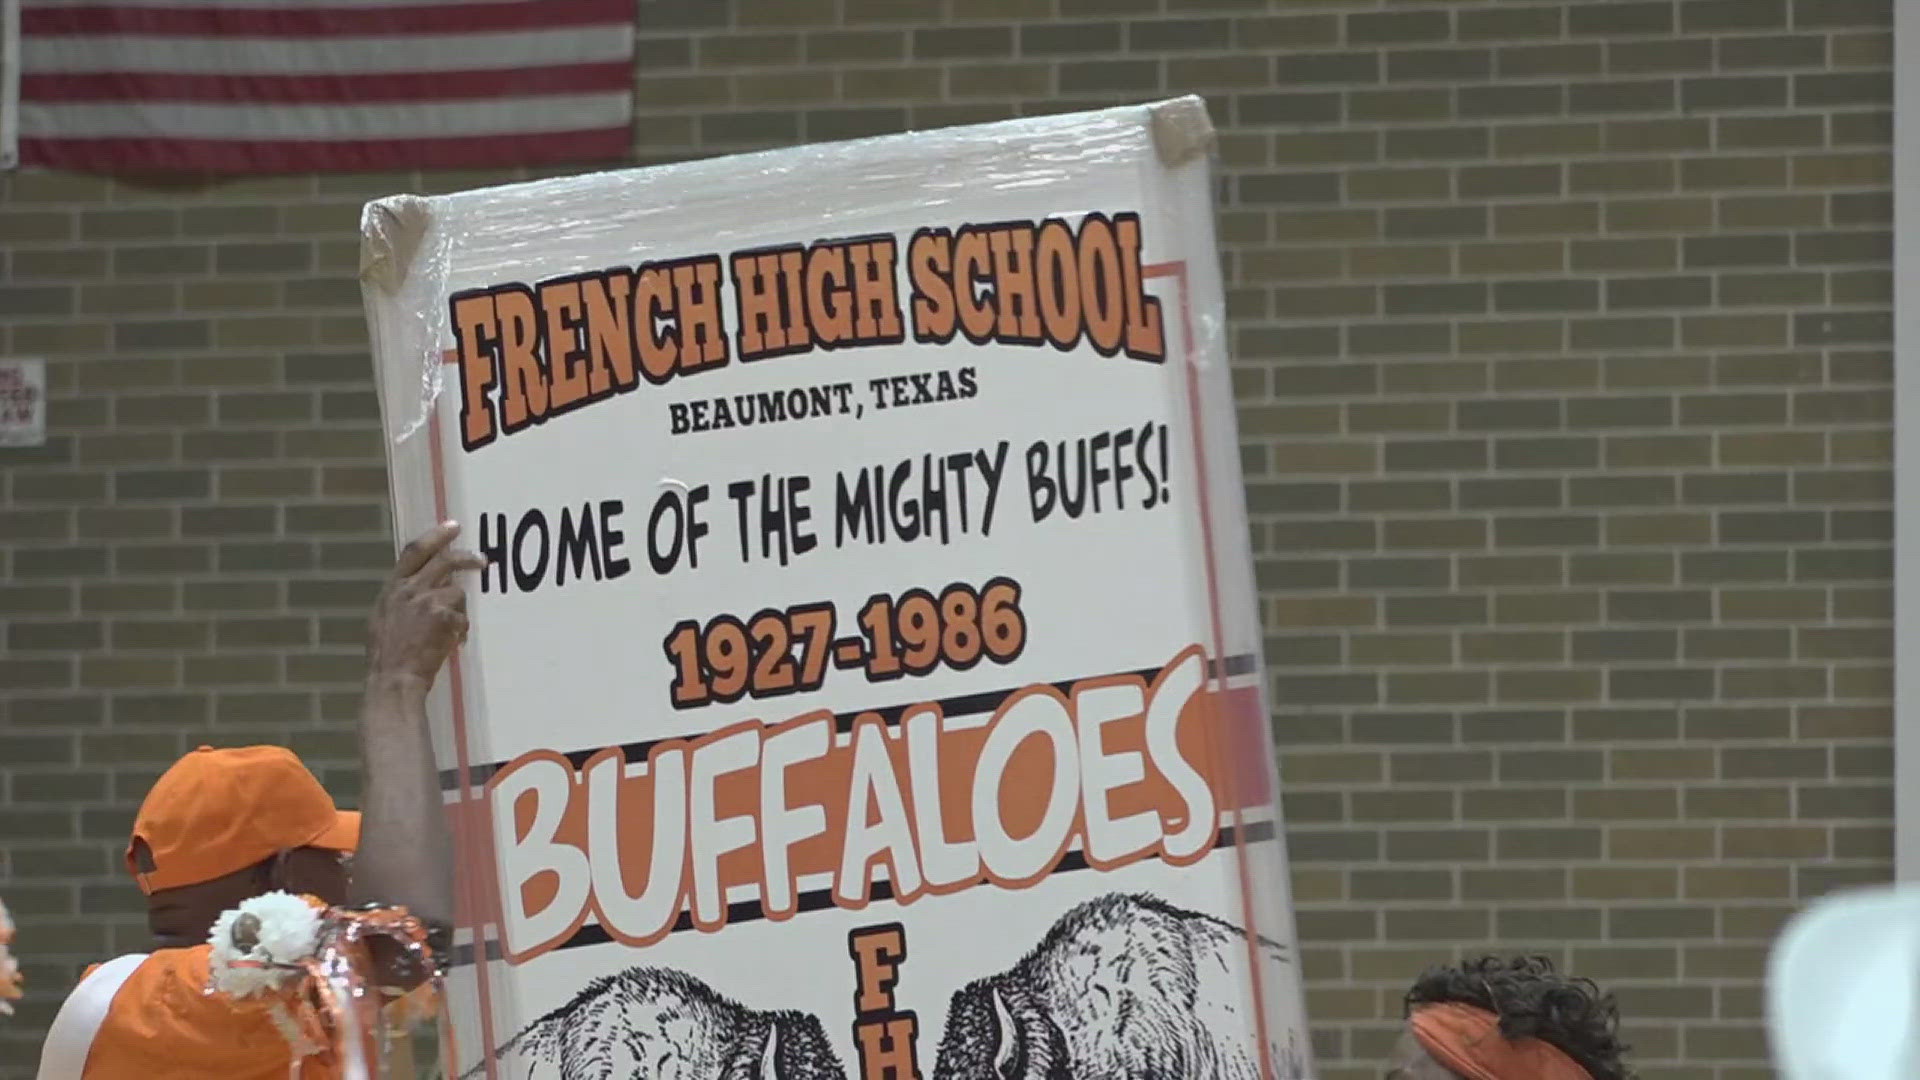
[
  {"xmin": 1462, "ymin": 164, "xmax": 1566, "ymax": 199},
  {"xmin": 803, "ymin": 30, "xmax": 905, "ymax": 63},
  {"xmin": 1571, "ymin": 79, "xmax": 1677, "ymax": 114},
  {"xmin": 1385, "ymin": 126, "xmax": 1494, "ymax": 162},
  {"xmin": 1570, "ymin": 1, "xmax": 1674, "ymax": 35},
  {"xmin": 1384, "ymin": 206, "xmax": 1487, "ymax": 241},
  {"xmin": 1719, "ymin": 32, "xmax": 1828, "ymax": 69},
  {"xmin": 81, "ymin": 209, "xmax": 178, "ymax": 241},
  {"xmin": 1460, "ymin": 244, "xmax": 1566, "ymax": 278},
  {"xmin": 913, "ymin": 25, "xmax": 1012, "ymax": 59},
  {"xmin": 214, "ymin": 242, "xmax": 311, "ymax": 274},
  {"xmin": 1346, "ymin": 9, "xmax": 1448, "ymax": 45},
  {"xmin": 1239, "ymin": 91, "xmax": 1343, "ymax": 126},
  {"xmin": 1795, "ymin": 71, "xmax": 1892, "ymax": 107},
  {"xmin": 7, "ymin": 620, "xmax": 104, "ymax": 652},
  {"xmin": 1461, "ymin": 7, "xmax": 1562, "ymax": 40},
  {"xmin": 1058, "ymin": 59, "xmax": 1162, "ymax": 94},
  {"xmin": 1274, "ymin": 50, "xmax": 1378, "ymax": 84},
  {"xmin": 1350, "ymin": 88, "xmax": 1452, "ymax": 123},
  {"xmin": 1497, "ymin": 120, "xmax": 1604, "ymax": 156},
  {"xmin": 1495, "ymin": 44, "xmax": 1598, "ymax": 83},
  {"xmin": 1386, "ymin": 826, "xmax": 1494, "ymax": 867},
  {"xmin": 1387, "ymin": 48, "xmax": 1491, "ymax": 83},
  {"xmin": 1612, "ymin": 37, "xmax": 1715, "ymax": 74},
  {"xmin": 1462, "ymin": 630, "xmax": 1565, "ymax": 663},
  {"xmin": 734, "ymin": 0, "xmax": 832, "ymax": 26}
]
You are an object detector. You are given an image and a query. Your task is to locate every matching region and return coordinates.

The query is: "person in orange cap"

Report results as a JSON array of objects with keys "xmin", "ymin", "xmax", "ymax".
[
  {"xmin": 1387, "ymin": 955, "xmax": 1631, "ymax": 1080},
  {"xmin": 36, "ymin": 522, "xmax": 483, "ymax": 1080}
]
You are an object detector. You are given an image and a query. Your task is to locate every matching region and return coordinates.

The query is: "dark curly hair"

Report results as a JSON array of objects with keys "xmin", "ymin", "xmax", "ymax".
[{"xmin": 1404, "ymin": 955, "xmax": 1632, "ymax": 1080}]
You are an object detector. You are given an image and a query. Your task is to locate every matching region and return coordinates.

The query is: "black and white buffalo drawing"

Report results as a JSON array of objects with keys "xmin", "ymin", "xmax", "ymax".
[
  {"xmin": 464, "ymin": 966, "xmax": 847, "ymax": 1080},
  {"xmin": 932, "ymin": 893, "xmax": 1308, "ymax": 1080}
]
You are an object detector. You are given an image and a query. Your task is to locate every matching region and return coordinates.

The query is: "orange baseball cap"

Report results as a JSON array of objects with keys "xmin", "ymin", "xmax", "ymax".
[{"xmin": 126, "ymin": 745, "xmax": 361, "ymax": 895}]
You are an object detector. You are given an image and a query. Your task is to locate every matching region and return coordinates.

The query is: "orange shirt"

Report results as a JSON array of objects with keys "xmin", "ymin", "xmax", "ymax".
[{"xmin": 79, "ymin": 946, "xmax": 337, "ymax": 1080}]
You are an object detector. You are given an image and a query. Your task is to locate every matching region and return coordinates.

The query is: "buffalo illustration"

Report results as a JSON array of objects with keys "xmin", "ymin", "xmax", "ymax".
[
  {"xmin": 465, "ymin": 966, "xmax": 846, "ymax": 1080},
  {"xmin": 932, "ymin": 893, "xmax": 1307, "ymax": 1080}
]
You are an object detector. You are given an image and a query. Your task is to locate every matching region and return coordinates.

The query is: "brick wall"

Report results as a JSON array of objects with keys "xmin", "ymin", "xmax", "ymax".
[{"xmin": 0, "ymin": 1, "xmax": 1894, "ymax": 1076}]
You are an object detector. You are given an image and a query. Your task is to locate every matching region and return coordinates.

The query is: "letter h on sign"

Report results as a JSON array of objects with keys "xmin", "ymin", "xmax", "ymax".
[{"xmin": 855, "ymin": 1016, "xmax": 920, "ymax": 1080}]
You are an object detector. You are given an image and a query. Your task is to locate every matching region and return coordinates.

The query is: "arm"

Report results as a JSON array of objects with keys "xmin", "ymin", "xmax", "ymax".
[{"xmin": 350, "ymin": 522, "xmax": 483, "ymax": 929}]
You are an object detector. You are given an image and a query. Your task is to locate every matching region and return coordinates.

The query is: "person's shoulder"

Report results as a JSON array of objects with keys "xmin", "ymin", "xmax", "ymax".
[
  {"xmin": 137, "ymin": 944, "xmax": 215, "ymax": 989},
  {"xmin": 86, "ymin": 944, "xmax": 307, "ymax": 1079}
]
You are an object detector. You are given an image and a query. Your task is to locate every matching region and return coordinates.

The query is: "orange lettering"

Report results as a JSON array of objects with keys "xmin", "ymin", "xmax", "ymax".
[
  {"xmin": 953, "ymin": 230, "xmax": 994, "ymax": 342},
  {"xmin": 732, "ymin": 249, "xmax": 790, "ymax": 359},
  {"xmin": 538, "ymin": 279, "xmax": 590, "ymax": 412},
  {"xmin": 671, "ymin": 258, "xmax": 728, "ymax": 369},
  {"xmin": 1114, "ymin": 213, "xmax": 1166, "ymax": 360},
  {"xmin": 987, "ymin": 225, "xmax": 1040, "ymax": 342},
  {"xmin": 581, "ymin": 271, "xmax": 636, "ymax": 393},
  {"xmin": 451, "ymin": 291, "xmax": 500, "ymax": 449},
  {"xmin": 908, "ymin": 230, "xmax": 955, "ymax": 343},
  {"xmin": 848, "ymin": 239, "xmax": 903, "ymax": 342},
  {"xmin": 806, "ymin": 246, "xmax": 853, "ymax": 345},
  {"xmin": 1035, "ymin": 219, "xmax": 1081, "ymax": 349},
  {"xmin": 495, "ymin": 286, "xmax": 546, "ymax": 434},
  {"xmin": 1076, "ymin": 216, "xmax": 1125, "ymax": 355},
  {"xmin": 634, "ymin": 265, "xmax": 676, "ymax": 382}
]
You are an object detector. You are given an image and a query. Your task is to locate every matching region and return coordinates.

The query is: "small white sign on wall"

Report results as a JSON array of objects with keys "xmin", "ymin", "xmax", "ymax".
[{"xmin": 0, "ymin": 358, "xmax": 45, "ymax": 448}]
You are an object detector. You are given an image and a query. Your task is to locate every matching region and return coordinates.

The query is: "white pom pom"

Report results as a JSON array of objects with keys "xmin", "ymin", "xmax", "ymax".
[{"xmin": 208, "ymin": 892, "xmax": 323, "ymax": 999}]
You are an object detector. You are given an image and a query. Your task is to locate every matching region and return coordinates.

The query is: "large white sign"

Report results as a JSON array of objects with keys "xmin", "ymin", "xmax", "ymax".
[{"xmin": 362, "ymin": 98, "xmax": 1314, "ymax": 1079}]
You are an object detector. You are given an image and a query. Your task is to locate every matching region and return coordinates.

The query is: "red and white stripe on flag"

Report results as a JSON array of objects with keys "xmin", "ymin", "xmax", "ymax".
[{"xmin": 6, "ymin": 0, "xmax": 634, "ymax": 173}]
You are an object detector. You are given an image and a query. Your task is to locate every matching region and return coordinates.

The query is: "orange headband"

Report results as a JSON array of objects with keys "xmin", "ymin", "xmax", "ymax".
[{"xmin": 1411, "ymin": 1002, "xmax": 1593, "ymax": 1080}]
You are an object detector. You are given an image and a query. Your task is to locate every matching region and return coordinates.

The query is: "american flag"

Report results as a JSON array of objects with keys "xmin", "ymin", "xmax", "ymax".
[{"xmin": 1, "ymin": 0, "xmax": 634, "ymax": 173}]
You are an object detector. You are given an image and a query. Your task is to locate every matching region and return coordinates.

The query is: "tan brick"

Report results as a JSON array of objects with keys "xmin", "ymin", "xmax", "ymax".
[
  {"xmin": 1689, "ymin": 866, "xmax": 1794, "ymax": 900},
  {"xmin": 1609, "ymin": 827, "xmax": 1715, "ymax": 860},
  {"xmin": 1574, "ymin": 867, "xmax": 1678, "ymax": 901},
  {"xmin": 1613, "ymin": 748, "xmax": 1715, "ymax": 780},
  {"xmin": 1574, "ymin": 786, "xmax": 1680, "ymax": 820}
]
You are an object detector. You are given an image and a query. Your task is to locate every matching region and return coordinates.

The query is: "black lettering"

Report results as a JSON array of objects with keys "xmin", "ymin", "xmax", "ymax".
[
  {"xmin": 512, "ymin": 510, "xmax": 550, "ymax": 592},
  {"xmin": 837, "ymin": 468, "xmax": 876, "ymax": 547},
  {"xmin": 556, "ymin": 504, "xmax": 602, "ymax": 586},
  {"xmin": 1087, "ymin": 431, "xmax": 1112, "ymax": 514},
  {"xmin": 790, "ymin": 476, "xmax": 817, "ymax": 557},
  {"xmin": 600, "ymin": 499, "xmax": 631, "ymax": 579},
  {"xmin": 1026, "ymin": 441, "xmax": 1054, "ymax": 523},
  {"xmin": 944, "ymin": 451, "xmax": 976, "ymax": 534},
  {"xmin": 648, "ymin": 491, "xmax": 684, "ymax": 575},
  {"xmin": 728, "ymin": 478, "xmax": 757, "ymax": 563},
  {"xmin": 920, "ymin": 454, "xmax": 949, "ymax": 545},
  {"xmin": 477, "ymin": 512, "xmax": 509, "ymax": 593},
  {"xmin": 759, "ymin": 389, "xmax": 789, "ymax": 423},
  {"xmin": 887, "ymin": 459, "xmax": 920, "ymax": 542},
  {"xmin": 978, "ymin": 441, "xmax": 1009, "ymax": 536},
  {"xmin": 686, "ymin": 484, "xmax": 710, "ymax": 568}
]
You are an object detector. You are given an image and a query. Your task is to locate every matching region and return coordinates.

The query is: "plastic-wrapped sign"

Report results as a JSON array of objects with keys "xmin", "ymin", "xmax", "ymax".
[{"xmin": 360, "ymin": 96, "xmax": 1315, "ymax": 1080}]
